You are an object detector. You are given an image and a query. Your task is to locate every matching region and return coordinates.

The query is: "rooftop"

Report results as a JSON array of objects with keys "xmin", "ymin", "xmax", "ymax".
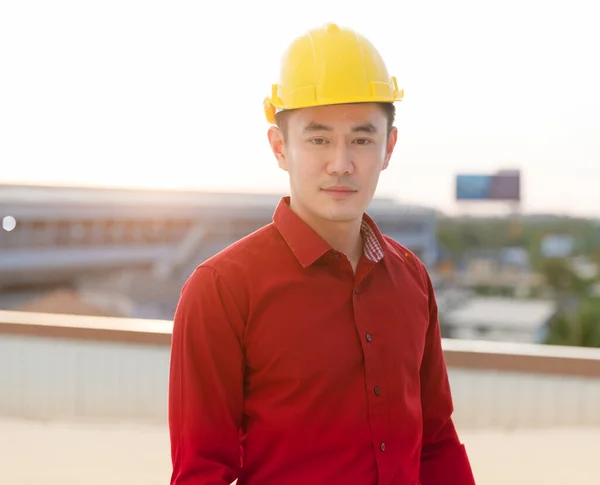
[
  {"xmin": 1, "ymin": 418, "xmax": 598, "ymax": 485},
  {"xmin": 1, "ymin": 309, "xmax": 599, "ymax": 485}
]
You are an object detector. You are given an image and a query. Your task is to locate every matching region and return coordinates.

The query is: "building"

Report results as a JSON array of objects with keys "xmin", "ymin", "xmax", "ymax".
[
  {"xmin": 0, "ymin": 183, "xmax": 438, "ymax": 319},
  {"xmin": 442, "ymin": 296, "xmax": 558, "ymax": 344}
]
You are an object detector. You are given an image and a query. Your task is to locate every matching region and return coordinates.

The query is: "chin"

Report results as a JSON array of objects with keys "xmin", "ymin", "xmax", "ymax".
[
  {"xmin": 293, "ymin": 191, "xmax": 369, "ymax": 223},
  {"xmin": 319, "ymin": 203, "xmax": 365, "ymax": 223}
]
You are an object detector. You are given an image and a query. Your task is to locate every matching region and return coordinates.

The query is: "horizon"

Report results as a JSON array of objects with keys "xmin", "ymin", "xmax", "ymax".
[{"xmin": 2, "ymin": 180, "xmax": 598, "ymax": 221}]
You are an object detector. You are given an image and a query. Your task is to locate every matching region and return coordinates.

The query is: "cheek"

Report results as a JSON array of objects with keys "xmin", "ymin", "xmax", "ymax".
[
  {"xmin": 353, "ymin": 147, "xmax": 387, "ymax": 172},
  {"xmin": 287, "ymin": 146, "xmax": 324, "ymax": 179}
]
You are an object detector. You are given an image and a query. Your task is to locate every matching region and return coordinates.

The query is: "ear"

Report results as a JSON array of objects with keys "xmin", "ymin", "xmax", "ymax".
[
  {"xmin": 382, "ymin": 126, "xmax": 398, "ymax": 171},
  {"xmin": 267, "ymin": 126, "xmax": 288, "ymax": 171}
]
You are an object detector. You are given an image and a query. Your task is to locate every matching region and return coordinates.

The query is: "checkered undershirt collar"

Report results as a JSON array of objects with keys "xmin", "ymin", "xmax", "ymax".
[{"xmin": 360, "ymin": 220, "xmax": 384, "ymax": 263}]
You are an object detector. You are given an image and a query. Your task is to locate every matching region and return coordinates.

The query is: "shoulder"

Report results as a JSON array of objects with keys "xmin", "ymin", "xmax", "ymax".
[
  {"xmin": 201, "ymin": 223, "xmax": 283, "ymax": 273},
  {"xmin": 382, "ymin": 235, "xmax": 432, "ymax": 291},
  {"xmin": 182, "ymin": 223, "xmax": 284, "ymax": 298}
]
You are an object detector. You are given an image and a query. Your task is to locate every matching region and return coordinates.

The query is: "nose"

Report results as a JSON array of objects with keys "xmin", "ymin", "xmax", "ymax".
[{"xmin": 326, "ymin": 142, "xmax": 354, "ymax": 175}]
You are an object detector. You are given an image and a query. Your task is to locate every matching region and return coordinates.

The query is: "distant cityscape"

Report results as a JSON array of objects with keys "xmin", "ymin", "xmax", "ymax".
[{"xmin": 1, "ymin": 183, "xmax": 599, "ymax": 348}]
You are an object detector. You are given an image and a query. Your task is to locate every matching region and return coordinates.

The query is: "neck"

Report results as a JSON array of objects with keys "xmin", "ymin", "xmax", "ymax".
[{"xmin": 290, "ymin": 200, "xmax": 364, "ymax": 263}]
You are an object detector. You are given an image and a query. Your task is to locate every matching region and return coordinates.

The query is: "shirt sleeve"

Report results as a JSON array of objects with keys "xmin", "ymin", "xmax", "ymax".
[
  {"xmin": 419, "ymin": 268, "xmax": 476, "ymax": 485},
  {"xmin": 168, "ymin": 265, "xmax": 246, "ymax": 485}
]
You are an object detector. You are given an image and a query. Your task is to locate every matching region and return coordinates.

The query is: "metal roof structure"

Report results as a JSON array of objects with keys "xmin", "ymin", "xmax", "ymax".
[{"xmin": 0, "ymin": 183, "xmax": 437, "ymax": 221}]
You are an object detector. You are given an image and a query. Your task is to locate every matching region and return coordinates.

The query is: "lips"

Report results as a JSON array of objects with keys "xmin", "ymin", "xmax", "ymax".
[
  {"xmin": 321, "ymin": 186, "xmax": 358, "ymax": 198},
  {"xmin": 322, "ymin": 185, "xmax": 357, "ymax": 193}
]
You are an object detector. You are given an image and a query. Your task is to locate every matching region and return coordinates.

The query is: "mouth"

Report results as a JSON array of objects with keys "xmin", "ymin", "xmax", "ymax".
[{"xmin": 321, "ymin": 186, "xmax": 358, "ymax": 199}]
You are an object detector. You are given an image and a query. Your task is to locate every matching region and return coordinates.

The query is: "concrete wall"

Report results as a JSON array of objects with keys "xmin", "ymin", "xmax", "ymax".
[
  {"xmin": 0, "ymin": 334, "xmax": 169, "ymax": 422},
  {"xmin": 2, "ymin": 320, "xmax": 600, "ymax": 429}
]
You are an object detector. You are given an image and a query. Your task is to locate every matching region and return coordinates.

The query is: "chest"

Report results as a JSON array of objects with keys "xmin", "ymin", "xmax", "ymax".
[{"xmin": 242, "ymin": 263, "xmax": 431, "ymax": 389}]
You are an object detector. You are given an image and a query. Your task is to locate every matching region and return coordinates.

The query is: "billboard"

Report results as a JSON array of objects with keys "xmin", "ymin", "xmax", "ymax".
[{"xmin": 456, "ymin": 170, "xmax": 520, "ymax": 201}]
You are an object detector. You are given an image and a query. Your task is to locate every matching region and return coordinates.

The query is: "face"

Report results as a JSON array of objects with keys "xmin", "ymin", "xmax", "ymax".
[{"xmin": 268, "ymin": 103, "xmax": 398, "ymax": 226}]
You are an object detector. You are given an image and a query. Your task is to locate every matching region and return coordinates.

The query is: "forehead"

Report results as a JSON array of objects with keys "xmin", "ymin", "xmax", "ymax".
[{"xmin": 286, "ymin": 103, "xmax": 387, "ymax": 131}]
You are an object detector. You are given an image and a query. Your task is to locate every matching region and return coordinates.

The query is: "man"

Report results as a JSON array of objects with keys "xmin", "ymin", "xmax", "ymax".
[{"xmin": 168, "ymin": 22, "xmax": 476, "ymax": 485}]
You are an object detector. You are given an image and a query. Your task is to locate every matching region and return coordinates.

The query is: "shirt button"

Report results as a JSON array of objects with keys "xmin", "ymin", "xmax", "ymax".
[
  {"xmin": 354, "ymin": 287, "xmax": 360, "ymax": 294},
  {"xmin": 333, "ymin": 253, "xmax": 341, "ymax": 259},
  {"xmin": 374, "ymin": 386, "xmax": 381, "ymax": 395},
  {"xmin": 365, "ymin": 333, "xmax": 372, "ymax": 343},
  {"xmin": 380, "ymin": 442, "xmax": 386, "ymax": 452}
]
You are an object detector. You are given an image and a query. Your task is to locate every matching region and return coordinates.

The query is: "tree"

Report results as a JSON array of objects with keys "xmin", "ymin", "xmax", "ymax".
[
  {"xmin": 540, "ymin": 258, "xmax": 582, "ymax": 295},
  {"xmin": 545, "ymin": 298, "xmax": 600, "ymax": 348}
]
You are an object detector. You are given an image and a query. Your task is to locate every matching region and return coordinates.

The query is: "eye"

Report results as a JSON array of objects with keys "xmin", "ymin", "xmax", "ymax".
[
  {"xmin": 353, "ymin": 138, "xmax": 373, "ymax": 145},
  {"xmin": 308, "ymin": 137, "xmax": 329, "ymax": 145}
]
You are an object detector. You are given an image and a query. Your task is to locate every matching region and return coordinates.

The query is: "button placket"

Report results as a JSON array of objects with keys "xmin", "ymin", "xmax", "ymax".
[{"xmin": 353, "ymin": 271, "xmax": 390, "ymax": 469}]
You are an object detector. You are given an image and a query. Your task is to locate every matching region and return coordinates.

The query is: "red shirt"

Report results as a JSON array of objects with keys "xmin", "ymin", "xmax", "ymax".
[{"xmin": 168, "ymin": 196, "xmax": 475, "ymax": 485}]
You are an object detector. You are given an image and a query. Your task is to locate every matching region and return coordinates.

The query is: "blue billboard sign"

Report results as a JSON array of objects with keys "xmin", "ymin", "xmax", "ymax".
[
  {"xmin": 456, "ymin": 175, "xmax": 493, "ymax": 200},
  {"xmin": 456, "ymin": 172, "xmax": 520, "ymax": 201}
]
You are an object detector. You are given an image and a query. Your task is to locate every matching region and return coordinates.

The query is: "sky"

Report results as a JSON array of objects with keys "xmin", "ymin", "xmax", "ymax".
[{"xmin": 1, "ymin": 0, "xmax": 599, "ymax": 217}]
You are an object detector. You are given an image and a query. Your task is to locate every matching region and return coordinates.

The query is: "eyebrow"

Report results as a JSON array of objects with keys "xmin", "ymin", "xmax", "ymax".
[{"xmin": 302, "ymin": 122, "xmax": 379, "ymax": 134}]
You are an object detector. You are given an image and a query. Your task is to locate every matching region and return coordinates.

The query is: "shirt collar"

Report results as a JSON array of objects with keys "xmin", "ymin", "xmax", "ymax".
[{"xmin": 272, "ymin": 196, "xmax": 386, "ymax": 268}]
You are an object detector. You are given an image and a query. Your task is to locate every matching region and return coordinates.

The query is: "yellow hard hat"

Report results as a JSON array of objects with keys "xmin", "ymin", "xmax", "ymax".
[{"xmin": 264, "ymin": 22, "xmax": 403, "ymax": 124}]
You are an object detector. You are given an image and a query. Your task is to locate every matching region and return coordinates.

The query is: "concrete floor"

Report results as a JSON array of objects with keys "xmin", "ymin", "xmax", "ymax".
[{"xmin": 1, "ymin": 418, "xmax": 598, "ymax": 485}]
